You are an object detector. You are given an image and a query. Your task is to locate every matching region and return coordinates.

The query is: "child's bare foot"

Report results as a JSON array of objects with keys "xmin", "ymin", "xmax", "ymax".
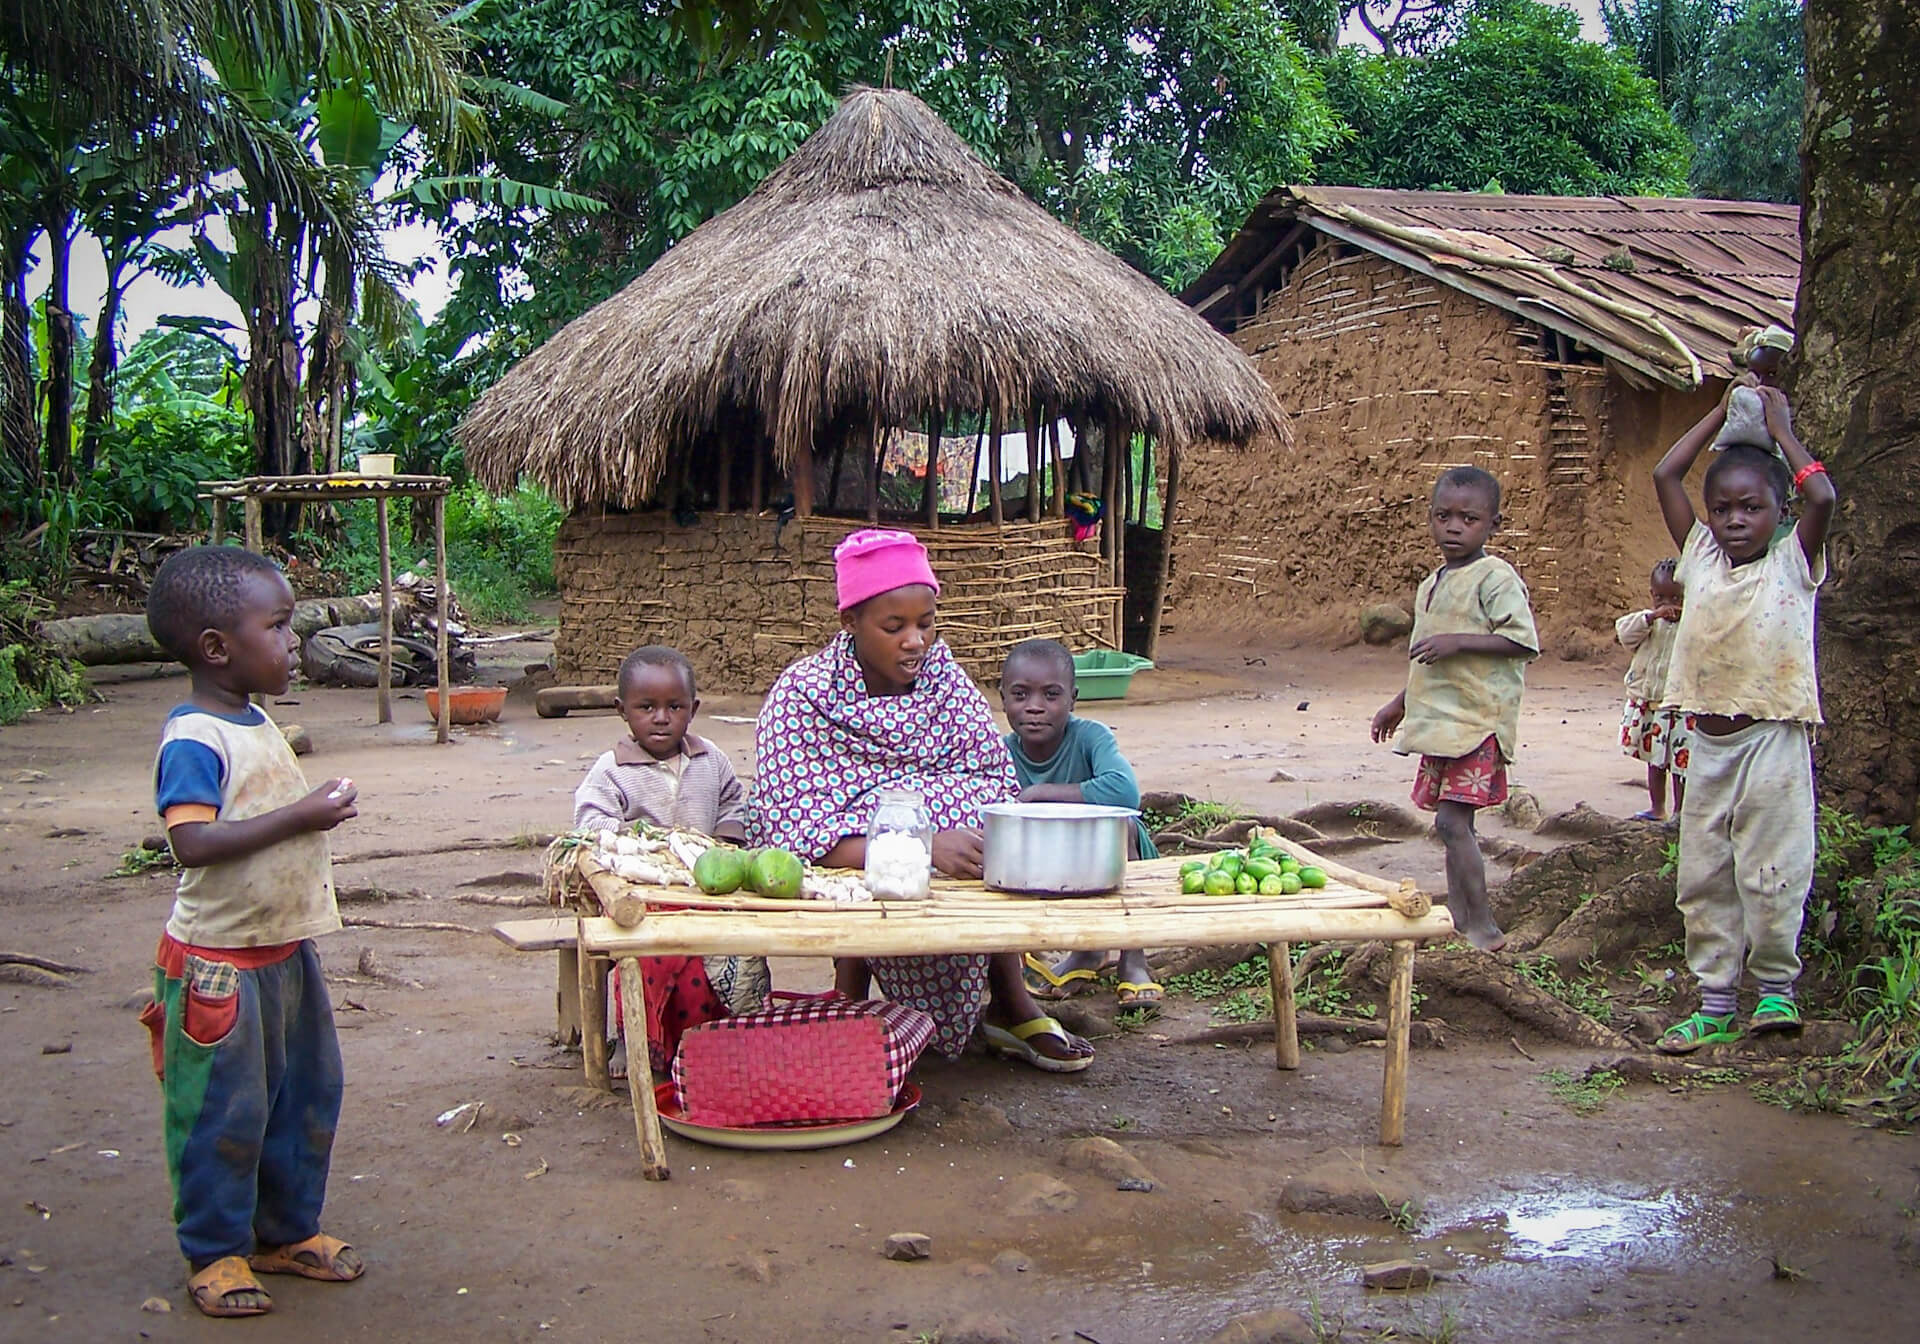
[{"xmin": 1457, "ymin": 920, "xmax": 1508, "ymax": 953}]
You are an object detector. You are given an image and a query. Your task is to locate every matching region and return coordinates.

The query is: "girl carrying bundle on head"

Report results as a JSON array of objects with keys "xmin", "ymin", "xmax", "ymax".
[{"xmin": 1650, "ymin": 352, "xmax": 1836, "ymax": 1053}]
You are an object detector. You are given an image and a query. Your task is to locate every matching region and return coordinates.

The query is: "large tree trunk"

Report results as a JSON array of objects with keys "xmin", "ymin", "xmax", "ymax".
[
  {"xmin": 1798, "ymin": 2, "xmax": 1920, "ymax": 830},
  {"xmin": 80, "ymin": 275, "xmax": 124, "ymax": 475},
  {"xmin": 242, "ymin": 205, "xmax": 307, "ymax": 540},
  {"xmin": 40, "ymin": 207, "xmax": 75, "ymax": 488},
  {"xmin": 0, "ymin": 236, "xmax": 37, "ymax": 497}
]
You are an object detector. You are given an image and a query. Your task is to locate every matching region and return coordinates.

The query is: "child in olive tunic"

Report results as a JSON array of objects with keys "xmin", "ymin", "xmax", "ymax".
[{"xmin": 1372, "ymin": 466, "xmax": 1539, "ymax": 951}]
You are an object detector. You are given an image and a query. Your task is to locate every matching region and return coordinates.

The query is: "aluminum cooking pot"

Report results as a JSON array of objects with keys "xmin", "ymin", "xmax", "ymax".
[{"xmin": 981, "ymin": 802, "xmax": 1137, "ymax": 896}]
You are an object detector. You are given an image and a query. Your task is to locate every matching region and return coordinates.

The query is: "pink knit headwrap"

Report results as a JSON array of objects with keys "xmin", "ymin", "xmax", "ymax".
[{"xmin": 833, "ymin": 529, "xmax": 941, "ymax": 611}]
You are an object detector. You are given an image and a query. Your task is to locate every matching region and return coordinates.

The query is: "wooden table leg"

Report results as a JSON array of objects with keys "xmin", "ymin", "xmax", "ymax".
[
  {"xmin": 616, "ymin": 956, "xmax": 671, "ymax": 1180},
  {"xmin": 580, "ymin": 943, "xmax": 610, "ymax": 1091},
  {"xmin": 556, "ymin": 945, "xmax": 582, "ymax": 1048},
  {"xmin": 1268, "ymin": 941, "xmax": 1300, "ymax": 1070},
  {"xmin": 1379, "ymin": 940, "xmax": 1416, "ymax": 1146}
]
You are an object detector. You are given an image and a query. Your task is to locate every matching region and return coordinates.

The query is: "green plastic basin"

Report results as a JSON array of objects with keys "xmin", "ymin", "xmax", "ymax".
[{"xmin": 1072, "ymin": 650, "xmax": 1154, "ymax": 700}]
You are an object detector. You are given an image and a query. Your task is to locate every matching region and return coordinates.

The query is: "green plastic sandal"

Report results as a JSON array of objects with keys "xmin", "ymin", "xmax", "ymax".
[
  {"xmin": 1749, "ymin": 994, "xmax": 1803, "ymax": 1034},
  {"xmin": 1657, "ymin": 1011, "xmax": 1740, "ymax": 1055}
]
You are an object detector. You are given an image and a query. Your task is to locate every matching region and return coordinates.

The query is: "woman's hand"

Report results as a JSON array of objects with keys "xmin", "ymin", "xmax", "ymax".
[{"xmin": 931, "ymin": 827, "xmax": 986, "ymax": 879}]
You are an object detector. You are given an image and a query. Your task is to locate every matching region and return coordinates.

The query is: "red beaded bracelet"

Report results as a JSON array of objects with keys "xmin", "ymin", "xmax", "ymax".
[{"xmin": 1793, "ymin": 460, "xmax": 1827, "ymax": 488}]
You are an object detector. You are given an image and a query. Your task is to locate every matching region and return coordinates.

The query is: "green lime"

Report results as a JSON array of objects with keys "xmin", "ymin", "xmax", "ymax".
[
  {"xmin": 1203, "ymin": 870, "xmax": 1238, "ymax": 897},
  {"xmin": 1279, "ymin": 872, "xmax": 1303, "ymax": 895},
  {"xmin": 1181, "ymin": 870, "xmax": 1207, "ymax": 895},
  {"xmin": 692, "ymin": 846, "xmax": 749, "ymax": 895},
  {"xmin": 1235, "ymin": 872, "xmax": 1257, "ymax": 895},
  {"xmin": 1298, "ymin": 866, "xmax": 1328, "ymax": 890},
  {"xmin": 1280, "ymin": 856, "xmax": 1302, "ymax": 874},
  {"xmin": 1257, "ymin": 874, "xmax": 1285, "ymax": 895},
  {"xmin": 1216, "ymin": 854, "xmax": 1244, "ymax": 877},
  {"xmin": 750, "ymin": 848, "xmax": 806, "ymax": 900},
  {"xmin": 1180, "ymin": 859, "xmax": 1207, "ymax": 877}
]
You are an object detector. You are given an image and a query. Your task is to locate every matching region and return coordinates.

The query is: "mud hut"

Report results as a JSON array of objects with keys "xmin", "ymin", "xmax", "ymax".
[
  {"xmin": 1174, "ymin": 186, "xmax": 1799, "ymax": 648},
  {"xmin": 462, "ymin": 88, "xmax": 1286, "ymax": 691}
]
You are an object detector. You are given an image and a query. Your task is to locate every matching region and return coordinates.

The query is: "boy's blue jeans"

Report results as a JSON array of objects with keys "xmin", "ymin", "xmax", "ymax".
[{"xmin": 146, "ymin": 940, "xmax": 342, "ymax": 1269}]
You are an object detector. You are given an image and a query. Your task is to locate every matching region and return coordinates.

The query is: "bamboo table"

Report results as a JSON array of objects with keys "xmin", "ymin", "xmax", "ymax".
[
  {"xmin": 200, "ymin": 474, "xmax": 455, "ymax": 742},
  {"xmin": 559, "ymin": 843, "xmax": 1453, "ymax": 1180}
]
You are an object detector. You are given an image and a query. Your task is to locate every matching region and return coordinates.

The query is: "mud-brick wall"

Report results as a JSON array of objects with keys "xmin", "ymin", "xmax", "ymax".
[
  {"xmin": 555, "ymin": 512, "xmax": 1122, "ymax": 692},
  {"xmin": 1171, "ymin": 242, "xmax": 1572, "ymax": 634}
]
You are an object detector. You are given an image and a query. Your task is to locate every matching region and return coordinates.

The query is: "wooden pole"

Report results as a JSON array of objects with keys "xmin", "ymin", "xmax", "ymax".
[
  {"xmin": 717, "ymin": 437, "xmax": 733, "ymax": 514},
  {"xmin": 1121, "ymin": 426, "xmax": 1134, "ymax": 524},
  {"xmin": 434, "ymin": 492, "xmax": 450, "ymax": 744},
  {"xmin": 1138, "ymin": 439, "xmax": 1154, "ymax": 524},
  {"xmin": 923, "ymin": 411, "xmax": 942, "ymax": 527},
  {"xmin": 555, "ymin": 945, "xmax": 582, "ymax": 1048},
  {"xmin": 1144, "ymin": 440, "xmax": 1180, "ymax": 660},
  {"xmin": 1110, "ymin": 418, "xmax": 1128, "ymax": 599},
  {"xmin": 793, "ymin": 443, "xmax": 815, "ymax": 517},
  {"xmin": 867, "ymin": 422, "xmax": 882, "ymax": 523},
  {"xmin": 1269, "ymin": 941, "xmax": 1301, "ymax": 1070},
  {"xmin": 243, "ymin": 495, "xmax": 266, "ymax": 706},
  {"xmin": 1049, "ymin": 415, "xmax": 1066, "ymax": 516},
  {"xmin": 1026, "ymin": 403, "xmax": 1042, "ymax": 523},
  {"xmin": 210, "ymin": 498, "xmax": 225, "ymax": 545},
  {"xmin": 966, "ymin": 424, "xmax": 985, "ymax": 518},
  {"xmin": 750, "ymin": 438, "xmax": 766, "ymax": 513},
  {"xmin": 375, "ymin": 496, "xmax": 393, "ymax": 724},
  {"xmin": 825, "ymin": 433, "xmax": 848, "ymax": 514},
  {"xmin": 617, "ymin": 955, "xmax": 673, "ymax": 1180},
  {"xmin": 1380, "ymin": 940, "xmax": 1415, "ymax": 1146},
  {"xmin": 987, "ymin": 405, "xmax": 1004, "ymax": 526},
  {"xmin": 580, "ymin": 944, "xmax": 610, "ymax": 1091},
  {"xmin": 1098, "ymin": 424, "xmax": 1116, "ymax": 566}
]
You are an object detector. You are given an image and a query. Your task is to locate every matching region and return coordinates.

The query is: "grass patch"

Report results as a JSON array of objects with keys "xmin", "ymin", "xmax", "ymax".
[
  {"xmin": 1516, "ymin": 953, "xmax": 1615, "ymax": 1023},
  {"xmin": 1542, "ymin": 1065, "xmax": 1624, "ymax": 1116},
  {"xmin": 1143, "ymin": 797, "xmax": 1248, "ymax": 839}
]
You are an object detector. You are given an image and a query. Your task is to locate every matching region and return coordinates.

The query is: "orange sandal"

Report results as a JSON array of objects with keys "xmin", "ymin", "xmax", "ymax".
[
  {"xmin": 187, "ymin": 1255, "xmax": 273, "ymax": 1317},
  {"xmin": 249, "ymin": 1233, "xmax": 365, "ymax": 1283}
]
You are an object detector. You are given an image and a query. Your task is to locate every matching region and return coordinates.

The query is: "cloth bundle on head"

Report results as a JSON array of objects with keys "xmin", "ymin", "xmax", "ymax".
[
  {"xmin": 834, "ymin": 528, "xmax": 941, "ymax": 611},
  {"xmin": 1714, "ymin": 325, "xmax": 1797, "ymax": 456}
]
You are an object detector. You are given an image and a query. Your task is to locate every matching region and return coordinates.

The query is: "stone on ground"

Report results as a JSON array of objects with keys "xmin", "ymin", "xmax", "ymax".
[
  {"xmin": 1274, "ymin": 1154, "xmax": 1422, "ymax": 1221},
  {"xmin": 1360, "ymin": 604, "xmax": 1414, "ymax": 645},
  {"xmin": 1061, "ymin": 1135, "xmax": 1157, "ymax": 1187},
  {"xmin": 882, "ymin": 1232, "xmax": 932, "ymax": 1261},
  {"xmin": 1205, "ymin": 1306, "xmax": 1317, "ymax": 1344},
  {"xmin": 942, "ymin": 1311, "xmax": 1026, "ymax": 1344},
  {"xmin": 1003, "ymin": 1172, "xmax": 1078, "ymax": 1216},
  {"xmin": 1361, "ymin": 1258, "xmax": 1436, "ymax": 1290}
]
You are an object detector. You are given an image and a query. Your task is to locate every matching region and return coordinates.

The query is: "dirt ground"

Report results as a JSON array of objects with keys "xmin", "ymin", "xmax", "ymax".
[{"xmin": 3, "ymin": 631, "xmax": 1917, "ymax": 1343}]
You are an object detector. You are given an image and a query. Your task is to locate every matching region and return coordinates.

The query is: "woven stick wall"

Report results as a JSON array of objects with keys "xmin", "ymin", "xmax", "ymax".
[{"xmin": 556, "ymin": 512, "xmax": 1122, "ymax": 691}]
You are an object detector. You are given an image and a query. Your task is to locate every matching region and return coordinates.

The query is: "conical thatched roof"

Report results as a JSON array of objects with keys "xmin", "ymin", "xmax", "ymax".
[{"xmin": 461, "ymin": 87, "xmax": 1288, "ymax": 509}]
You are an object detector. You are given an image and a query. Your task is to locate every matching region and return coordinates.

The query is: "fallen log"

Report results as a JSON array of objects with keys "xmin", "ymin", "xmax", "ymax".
[
  {"xmin": 536, "ymin": 685, "xmax": 617, "ymax": 718},
  {"xmin": 42, "ymin": 596, "xmax": 382, "ymax": 667},
  {"xmin": 1169, "ymin": 1015, "xmax": 1447, "ymax": 1048}
]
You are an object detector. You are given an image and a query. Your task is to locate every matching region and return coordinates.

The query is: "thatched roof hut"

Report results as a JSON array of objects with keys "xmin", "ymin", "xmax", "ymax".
[
  {"xmin": 459, "ymin": 87, "xmax": 1286, "ymax": 692},
  {"xmin": 463, "ymin": 86, "xmax": 1286, "ymax": 510}
]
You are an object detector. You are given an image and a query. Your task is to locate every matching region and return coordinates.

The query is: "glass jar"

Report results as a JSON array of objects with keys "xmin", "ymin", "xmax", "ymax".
[{"xmin": 866, "ymin": 787, "xmax": 934, "ymax": 900}]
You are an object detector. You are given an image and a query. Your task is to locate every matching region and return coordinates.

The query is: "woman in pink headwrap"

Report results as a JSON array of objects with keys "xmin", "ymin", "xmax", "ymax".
[{"xmin": 749, "ymin": 530, "xmax": 1095, "ymax": 1070}]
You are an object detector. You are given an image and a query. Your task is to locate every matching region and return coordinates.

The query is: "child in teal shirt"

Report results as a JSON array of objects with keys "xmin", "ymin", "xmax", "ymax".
[{"xmin": 999, "ymin": 640, "xmax": 1162, "ymax": 1009}]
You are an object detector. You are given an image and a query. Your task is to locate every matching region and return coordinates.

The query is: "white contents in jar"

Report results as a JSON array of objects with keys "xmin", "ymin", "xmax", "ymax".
[{"xmin": 865, "ymin": 829, "xmax": 933, "ymax": 900}]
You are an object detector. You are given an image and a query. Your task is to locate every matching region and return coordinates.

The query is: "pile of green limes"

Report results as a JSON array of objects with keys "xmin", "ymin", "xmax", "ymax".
[{"xmin": 1179, "ymin": 836, "xmax": 1328, "ymax": 896}]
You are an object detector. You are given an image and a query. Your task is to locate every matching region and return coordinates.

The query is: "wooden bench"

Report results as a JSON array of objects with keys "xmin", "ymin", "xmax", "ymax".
[{"xmin": 492, "ymin": 915, "xmax": 582, "ymax": 1047}]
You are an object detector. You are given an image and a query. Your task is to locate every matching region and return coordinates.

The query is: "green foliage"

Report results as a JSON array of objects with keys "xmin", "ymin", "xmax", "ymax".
[
  {"xmin": 1542, "ymin": 1065, "xmax": 1625, "ymax": 1116},
  {"xmin": 1515, "ymin": 953, "xmax": 1616, "ymax": 1022},
  {"xmin": 0, "ymin": 581, "xmax": 93, "ymax": 726},
  {"xmin": 312, "ymin": 481, "xmax": 563, "ymax": 626},
  {"xmin": 1603, "ymin": 0, "xmax": 1803, "ymax": 202},
  {"xmin": 1319, "ymin": 0, "xmax": 1692, "ymax": 195},
  {"xmin": 111, "ymin": 840, "xmax": 178, "ymax": 878}
]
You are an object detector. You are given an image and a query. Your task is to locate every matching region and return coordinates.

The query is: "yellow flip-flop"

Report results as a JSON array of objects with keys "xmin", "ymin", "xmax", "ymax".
[
  {"xmin": 1022, "ymin": 952, "xmax": 1098, "ymax": 1001},
  {"xmin": 982, "ymin": 1016, "xmax": 1094, "ymax": 1073},
  {"xmin": 1115, "ymin": 980, "xmax": 1164, "ymax": 1012}
]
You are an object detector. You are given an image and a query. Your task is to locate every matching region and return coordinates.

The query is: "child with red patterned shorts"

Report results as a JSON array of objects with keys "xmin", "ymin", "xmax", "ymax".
[{"xmin": 1372, "ymin": 467, "xmax": 1540, "ymax": 951}]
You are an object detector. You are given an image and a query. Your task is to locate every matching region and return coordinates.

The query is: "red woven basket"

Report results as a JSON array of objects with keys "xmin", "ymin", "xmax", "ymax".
[{"xmin": 672, "ymin": 992, "xmax": 934, "ymax": 1127}]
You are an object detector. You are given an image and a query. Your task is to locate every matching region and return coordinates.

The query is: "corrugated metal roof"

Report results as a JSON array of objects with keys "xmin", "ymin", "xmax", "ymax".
[{"xmin": 1182, "ymin": 187, "xmax": 1799, "ymax": 387}]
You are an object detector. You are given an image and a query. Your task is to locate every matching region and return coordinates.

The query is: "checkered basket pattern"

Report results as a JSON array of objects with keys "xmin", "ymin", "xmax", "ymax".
[{"xmin": 671, "ymin": 991, "xmax": 935, "ymax": 1127}]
